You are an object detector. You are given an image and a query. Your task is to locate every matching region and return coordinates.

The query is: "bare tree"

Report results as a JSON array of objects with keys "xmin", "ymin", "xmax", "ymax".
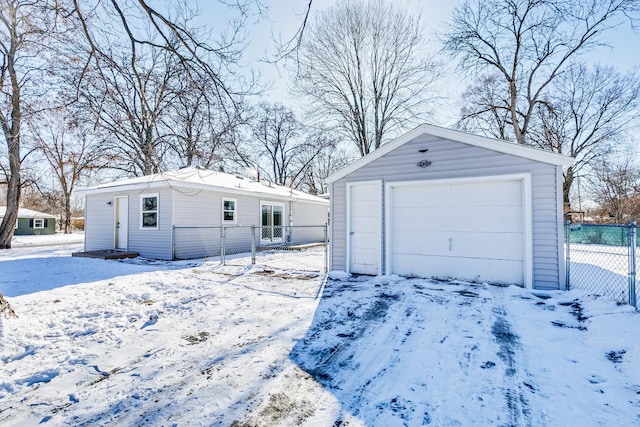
[
  {"xmin": 442, "ymin": 0, "xmax": 640, "ymax": 146},
  {"xmin": 80, "ymin": 47, "xmax": 177, "ymax": 176},
  {"xmin": 32, "ymin": 108, "xmax": 106, "ymax": 233},
  {"xmin": 297, "ymin": 139, "xmax": 353, "ymax": 195},
  {"xmin": 457, "ymin": 74, "xmax": 512, "ymax": 141},
  {"xmin": 530, "ymin": 64, "xmax": 640, "ymax": 206},
  {"xmin": 295, "ymin": 0, "xmax": 440, "ymax": 157},
  {"xmin": 0, "ymin": 0, "xmax": 63, "ymax": 249},
  {"xmin": 587, "ymin": 154, "xmax": 640, "ymax": 223},
  {"xmin": 249, "ymin": 102, "xmax": 328, "ymax": 187},
  {"xmin": 70, "ymin": 0, "xmax": 259, "ymax": 175},
  {"xmin": 163, "ymin": 72, "xmax": 243, "ymax": 169}
]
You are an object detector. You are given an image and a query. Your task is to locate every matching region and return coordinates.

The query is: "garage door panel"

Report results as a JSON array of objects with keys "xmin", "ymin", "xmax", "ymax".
[
  {"xmin": 392, "ymin": 180, "xmax": 522, "ymax": 208},
  {"xmin": 388, "ymin": 177, "xmax": 527, "ymax": 286},
  {"xmin": 391, "ymin": 230, "xmax": 523, "ymax": 260},
  {"xmin": 393, "ymin": 254, "xmax": 524, "ymax": 285},
  {"xmin": 392, "ymin": 205, "xmax": 523, "ymax": 233}
]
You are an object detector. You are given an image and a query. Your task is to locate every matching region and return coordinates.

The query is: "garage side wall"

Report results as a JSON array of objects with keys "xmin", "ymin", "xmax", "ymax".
[{"xmin": 330, "ymin": 134, "xmax": 564, "ymax": 290}]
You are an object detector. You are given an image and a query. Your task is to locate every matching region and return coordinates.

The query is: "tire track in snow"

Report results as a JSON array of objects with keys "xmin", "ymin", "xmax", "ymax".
[{"xmin": 491, "ymin": 290, "xmax": 531, "ymax": 427}]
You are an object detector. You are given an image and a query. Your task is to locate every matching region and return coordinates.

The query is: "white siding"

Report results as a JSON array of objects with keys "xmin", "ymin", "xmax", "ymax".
[
  {"xmin": 84, "ymin": 188, "xmax": 173, "ymax": 260},
  {"xmin": 172, "ymin": 187, "xmax": 328, "ymax": 259},
  {"xmin": 331, "ymin": 134, "xmax": 565, "ymax": 290},
  {"xmin": 85, "ymin": 192, "xmax": 117, "ymax": 252},
  {"xmin": 129, "ymin": 188, "xmax": 174, "ymax": 259}
]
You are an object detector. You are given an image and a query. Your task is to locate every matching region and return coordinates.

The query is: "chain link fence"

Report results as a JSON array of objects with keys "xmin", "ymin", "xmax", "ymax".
[
  {"xmin": 173, "ymin": 225, "xmax": 328, "ymax": 273},
  {"xmin": 566, "ymin": 222, "xmax": 637, "ymax": 308}
]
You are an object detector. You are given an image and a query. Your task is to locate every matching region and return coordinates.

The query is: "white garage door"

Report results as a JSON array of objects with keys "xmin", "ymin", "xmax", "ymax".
[{"xmin": 387, "ymin": 177, "xmax": 529, "ymax": 286}]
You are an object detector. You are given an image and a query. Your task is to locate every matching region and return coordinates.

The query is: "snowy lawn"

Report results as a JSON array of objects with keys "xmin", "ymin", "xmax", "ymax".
[{"xmin": 1, "ymin": 243, "xmax": 639, "ymax": 426}]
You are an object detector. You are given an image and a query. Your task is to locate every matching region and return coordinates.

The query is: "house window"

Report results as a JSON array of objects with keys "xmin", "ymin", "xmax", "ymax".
[
  {"xmin": 140, "ymin": 193, "xmax": 158, "ymax": 229},
  {"xmin": 33, "ymin": 219, "xmax": 45, "ymax": 229},
  {"xmin": 222, "ymin": 198, "xmax": 237, "ymax": 223},
  {"xmin": 260, "ymin": 201, "xmax": 284, "ymax": 242}
]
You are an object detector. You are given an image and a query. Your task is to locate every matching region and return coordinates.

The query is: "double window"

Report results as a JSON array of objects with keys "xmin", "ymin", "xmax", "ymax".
[
  {"xmin": 222, "ymin": 198, "xmax": 237, "ymax": 223},
  {"xmin": 33, "ymin": 219, "xmax": 45, "ymax": 229},
  {"xmin": 140, "ymin": 194, "xmax": 158, "ymax": 229}
]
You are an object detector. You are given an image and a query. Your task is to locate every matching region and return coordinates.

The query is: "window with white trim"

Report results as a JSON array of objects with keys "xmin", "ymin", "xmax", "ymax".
[
  {"xmin": 33, "ymin": 218, "xmax": 45, "ymax": 229},
  {"xmin": 222, "ymin": 198, "xmax": 237, "ymax": 223},
  {"xmin": 140, "ymin": 193, "xmax": 159, "ymax": 229}
]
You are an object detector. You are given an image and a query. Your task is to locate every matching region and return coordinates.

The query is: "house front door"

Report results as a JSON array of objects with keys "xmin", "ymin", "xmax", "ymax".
[{"xmin": 115, "ymin": 196, "xmax": 128, "ymax": 250}]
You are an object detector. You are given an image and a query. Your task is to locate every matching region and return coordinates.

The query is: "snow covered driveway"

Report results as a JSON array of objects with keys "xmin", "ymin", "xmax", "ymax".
[
  {"xmin": 1, "ymin": 244, "xmax": 639, "ymax": 426},
  {"xmin": 293, "ymin": 276, "xmax": 640, "ymax": 425}
]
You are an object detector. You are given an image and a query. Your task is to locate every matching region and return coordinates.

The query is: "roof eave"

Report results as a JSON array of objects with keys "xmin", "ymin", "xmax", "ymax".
[{"xmin": 76, "ymin": 179, "xmax": 329, "ymax": 205}]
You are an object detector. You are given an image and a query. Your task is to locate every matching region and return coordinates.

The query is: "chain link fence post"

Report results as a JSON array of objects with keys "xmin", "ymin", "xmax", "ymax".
[
  {"xmin": 251, "ymin": 225, "xmax": 256, "ymax": 265},
  {"xmin": 629, "ymin": 221, "xmax": 637, "ymax": 309},
  {"xmin": 565, "ymin": 219, "xmax": 571, "ymax": 291},
  {"xmin": 324, "ymin": 224, "xmax": 328, "ymax": 273},
  {"xmin": 221, "ymin": 226, "xmax": 226, "ymax": 265},
  {"xmin": 171, "ymin": 225, "xmax": 176, "ymax": 260}
]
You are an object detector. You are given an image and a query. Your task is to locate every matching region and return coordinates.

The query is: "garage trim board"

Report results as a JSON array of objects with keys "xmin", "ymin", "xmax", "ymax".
[{"xmin": 384, "ymin": 174, "xmax": 533, "ymax": 288}]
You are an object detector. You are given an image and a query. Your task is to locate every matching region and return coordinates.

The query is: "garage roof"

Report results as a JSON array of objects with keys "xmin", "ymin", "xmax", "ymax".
[{"xmin": 326, "ymin": 124, "xmax": 574, "ymax": 183}]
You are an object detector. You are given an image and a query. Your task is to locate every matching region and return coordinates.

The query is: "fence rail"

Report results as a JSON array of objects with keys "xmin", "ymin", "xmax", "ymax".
[
  {"xmin": 172, "ymin": 224, "xmax": 328, "ymax": 273},
  {"xmin": 566, "ymin": 221, "xmax": 637, "ymax": 308}
]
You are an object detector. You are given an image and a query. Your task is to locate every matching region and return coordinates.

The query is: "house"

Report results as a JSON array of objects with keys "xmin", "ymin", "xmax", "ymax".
[
  {"xmin": 325, "ymin": 124, "xmax": 574, "ymax": 290},
  {"xmin": 0, "ymin": 207, "xmax": 56, "ymax": 235},
  {"xmin": 77, "ymin": 167, "xmax": 329, "ymax": 260}
]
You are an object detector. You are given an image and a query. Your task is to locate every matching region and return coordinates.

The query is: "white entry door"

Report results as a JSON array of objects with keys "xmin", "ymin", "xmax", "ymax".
[
  {"xmin": 115, "ymin": 196, "xmax": 128, "ymax": 250},
  {"xmin": 386, "ymin": 176, "xmax": 530, "ymax": 286},
  {"xmin": 349, "ymin": 181, "xmax": 381, "ymax": 275}
]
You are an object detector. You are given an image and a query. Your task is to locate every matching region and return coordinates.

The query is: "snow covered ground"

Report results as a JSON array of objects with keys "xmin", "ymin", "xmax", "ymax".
[{"xmin": 1, "ymin": 242, "xmax": 639, "ymax": 426}]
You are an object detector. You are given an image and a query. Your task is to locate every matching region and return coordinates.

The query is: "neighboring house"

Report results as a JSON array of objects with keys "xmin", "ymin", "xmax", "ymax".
[
  {"xmin": 0, "ymin": 207, "xmax": 56, "ymax": 235},
  {"xmin": 326, "ymin": 124, "xmax": 574, "ymax": 291},
  {"xmin": 77, "ymin": 167, "xmax": 330, "ymax": 260}
]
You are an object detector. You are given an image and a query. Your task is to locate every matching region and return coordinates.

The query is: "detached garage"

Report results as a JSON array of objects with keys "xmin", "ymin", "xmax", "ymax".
[{"xmin": 326, "ymin": 125, "xmax": 574, "ymax": 290}]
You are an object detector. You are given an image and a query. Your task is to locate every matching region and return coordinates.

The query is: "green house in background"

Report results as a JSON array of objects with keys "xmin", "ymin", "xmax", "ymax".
[{"xmin": 0, "ymin": 207, "xmax": 56, "ymax": 235}]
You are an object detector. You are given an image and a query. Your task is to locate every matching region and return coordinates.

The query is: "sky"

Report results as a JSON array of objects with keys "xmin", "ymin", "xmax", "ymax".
[{"xmin": 205, "ymin": 0, "xmax": 640, "ymax": 126}]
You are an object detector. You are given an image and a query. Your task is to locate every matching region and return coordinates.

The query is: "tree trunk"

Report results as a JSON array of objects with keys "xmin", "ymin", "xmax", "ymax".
[
  {"xmin": 563, "ymin": 166, "xmax": 574, "ymax": 219},
  {"xmin": 64, "ymin": 191, "xmax": 72, "ymax": 234},
  {"xmin": 0, "ymin": 32, "xmax": 22, "ymax": 249},
  {"xmin": 0, "ymin": 154, "xmax": 21, "ymax": 249},
  {"xmin": 0, "ymin": 172, "xmax": 20, "ymax": 249}
]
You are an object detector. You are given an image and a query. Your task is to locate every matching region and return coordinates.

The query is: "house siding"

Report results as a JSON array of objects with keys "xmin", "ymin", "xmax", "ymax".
[
  {"xmin": 172, "ymin": 187, "xmax": 329, "ymax": 259},
  {"xmin": 85, "ymin": 188, "xmax": 174, "ymax": 260},
  {"xmin": 129, "ymin": 187, "xmax": 173, "ymax": 260},
  {"xmin": 330, "ymin": 133, "xmax": 565, "ymax": 290},
  {"xmin": 14, "ymin": 217, "xmax": 56, "ymax": 235},
  {"xmin": 85, "ymin": 192, "xmax": 117, "ymax": 252}
]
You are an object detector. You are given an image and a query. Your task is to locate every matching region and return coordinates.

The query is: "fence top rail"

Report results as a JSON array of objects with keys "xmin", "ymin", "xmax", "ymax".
[
  {"xmin": 569, "ymin": 223, "xmax": 636, "ymax": 228},
  {"xmin": 173, "ymin": 226, "xmax": 223, "ymax": 230},
  {"xmin": 174, "ymin": 224, "xmax": 327, "ymax": 230}
]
